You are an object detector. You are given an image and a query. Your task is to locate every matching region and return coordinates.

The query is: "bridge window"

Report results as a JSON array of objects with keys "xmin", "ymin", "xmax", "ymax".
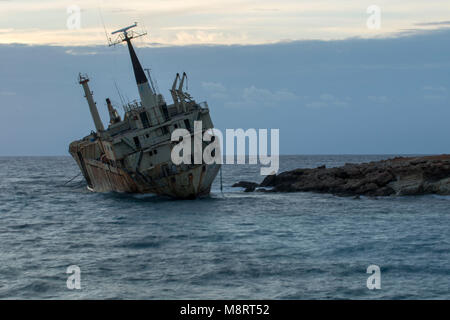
[
  {"xmin": 184, "ymin": 119, "xmax": 191, "ymax": 132},
  {"xmin": 133, "ymin": 136, "xmax": 141, "ymax": 149},
  {"xmin": 140, "ymin": 112, "xmax": 150, "ymax": 128}
]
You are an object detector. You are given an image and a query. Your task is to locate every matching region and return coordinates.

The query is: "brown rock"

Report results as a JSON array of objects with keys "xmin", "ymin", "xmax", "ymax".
[{"xmin": 233, "ymin": 154, "xmax": 450, "ymax": 197}]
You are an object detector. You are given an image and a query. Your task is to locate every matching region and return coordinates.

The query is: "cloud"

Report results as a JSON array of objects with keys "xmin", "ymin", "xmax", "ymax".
[
  {"xmin": 368, "ymin": 95, "xmax": 389, "ymax": 104},
  {"xmin": 398, "ymin": 20, "xmax": 450, "ymax": 37},
  {"xmin": 224, "ymin": 86, "xmax": 298, "ymax": 108},
  {"xmin": 173, "ymin": 30, "xmax": 249, "ymax": 45},
  {"xmin": 162, "ymin": 26, "xmax": 219, "ymax": 31},
  {"xmin": 305, "ymin": 94, "xmax": 350, "ymax": 108},
  {"xmin": 0, "ymin": 91, "xmax": 16, "ymax": 96},
  {"xmin": 202, "ymin": 81, "xmax": 228, "ymax": 99},
  {"xmin": 422, "ymin": 86, "xmax": 448, "ymax": 101},
  {"xmin": 2, "ymin": 27, "xmax": 450, "ymax": 155},
  {"xmin": 65, "ymin": 49, "xmax": 99, "ymax": 56},
  {"xmin": 216, "ymin": 86, "xmax": 351, "ymax": 109},
  {"xmin": 202, "ymin": 81, "xmax": 226, "ymax": 91},
  {"xmin": 415, "ymin": 21, "xmax": 450, "ymax": 27},
  {"xmin": 2, "ymin": 0, "xmax": 450, "ymax": 46}
]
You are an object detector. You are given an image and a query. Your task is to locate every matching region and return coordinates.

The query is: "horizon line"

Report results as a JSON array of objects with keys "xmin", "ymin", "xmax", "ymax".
[{"xmin": 0, "ymin": 153, "xmax": 441, "ymax": 158}]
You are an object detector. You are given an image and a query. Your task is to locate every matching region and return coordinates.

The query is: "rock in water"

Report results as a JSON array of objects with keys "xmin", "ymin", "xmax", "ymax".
[
  {"xmin": 232, "ymin": 181, "xmax": 259, "ymax": 189},
  {"xmin": 243, "ymin": 155, "xmax": 450, "ymax": 196}
]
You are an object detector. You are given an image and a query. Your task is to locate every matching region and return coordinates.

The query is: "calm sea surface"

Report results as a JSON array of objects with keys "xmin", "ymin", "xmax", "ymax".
[{"xmin": 0, "ymin": 155, "xmax": 449, "ymax": 299}]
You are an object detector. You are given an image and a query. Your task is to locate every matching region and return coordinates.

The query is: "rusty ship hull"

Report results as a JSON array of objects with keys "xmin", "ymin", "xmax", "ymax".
[{"xmin": 70, "ymin": 139, "xmax": 220, "ymax": 198}]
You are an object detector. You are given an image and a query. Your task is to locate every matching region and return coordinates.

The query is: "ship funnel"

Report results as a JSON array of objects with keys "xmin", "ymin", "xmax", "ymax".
[
  {"xmin": 106, "ymin": 98, "xmax": 121, "ymax": 125},
  {"xmin": 79, "ymin": 74, "xmax": 105, "ymax": 132}
]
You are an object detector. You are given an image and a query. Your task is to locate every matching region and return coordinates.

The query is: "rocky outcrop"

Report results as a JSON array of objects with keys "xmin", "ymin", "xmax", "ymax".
[
  {"xmin": 232, "ymin": 181, "xmax": 259, "ymax": 192},
  {"xmin": 232, "ymin": 155, "xmax": 450, "ymax": 196}
]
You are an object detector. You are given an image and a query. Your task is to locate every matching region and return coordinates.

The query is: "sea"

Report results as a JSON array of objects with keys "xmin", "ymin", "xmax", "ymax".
[{"xmin": 0, "ymin": 155, "xmax": 449, "ymax": 299}]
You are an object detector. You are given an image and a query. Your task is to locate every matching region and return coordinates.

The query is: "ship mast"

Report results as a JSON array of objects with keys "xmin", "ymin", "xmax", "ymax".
[
  {"xmin": 109, "ymin": 23, "xmax": 162, "ymax": 126},
  {"xmin": 79, "ymin": 74, "xmax": 105, "ymax": 133}
]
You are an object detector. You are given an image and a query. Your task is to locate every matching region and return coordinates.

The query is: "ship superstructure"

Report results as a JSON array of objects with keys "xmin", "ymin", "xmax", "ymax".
[{"xmin": 69, "ymin": 24, "xmax": 220, "ymax": 199}]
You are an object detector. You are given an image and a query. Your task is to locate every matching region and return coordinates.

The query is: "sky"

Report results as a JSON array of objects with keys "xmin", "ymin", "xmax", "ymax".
[
  {"xmin": 1, "ymin": 0, "xmax": 450, "ymax": 46},
  {"xmin": 0, "ymin": 1, "xmax": 450, "ymax": 155}
]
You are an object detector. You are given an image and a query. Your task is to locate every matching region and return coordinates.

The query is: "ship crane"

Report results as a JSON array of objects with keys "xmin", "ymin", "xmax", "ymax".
[
  {"xmin": 170, "ymin": 73, "xmax": 181, "ymax": 112},
  {"xmin": 177, "ymin": 72, "xmax": 187, "ymax": 112},
  {"xmin": 78, "ymin": 74, "xmax": 104, "ymax": 132}
]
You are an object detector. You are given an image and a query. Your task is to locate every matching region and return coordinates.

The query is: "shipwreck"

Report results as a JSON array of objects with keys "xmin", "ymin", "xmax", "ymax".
[{"xmin": 69, "ymin": 23, "xmax": 220, "ymax": 199}]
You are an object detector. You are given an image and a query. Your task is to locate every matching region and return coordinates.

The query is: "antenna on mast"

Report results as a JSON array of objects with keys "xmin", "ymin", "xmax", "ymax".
[
  {"xmin": 97, "ymin": 6, "xmax": 110, "ymax": 46},
  {"xmin": 108, "ymin": 22, "xmax": 147, "ymax": 46},
  {"xmin": 113, "ymin": 80, "xmax": 126, "ymax": 107},
  {"xmin": 144, "ymin": 68, "xmax": 158, "ymax": 94}
]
